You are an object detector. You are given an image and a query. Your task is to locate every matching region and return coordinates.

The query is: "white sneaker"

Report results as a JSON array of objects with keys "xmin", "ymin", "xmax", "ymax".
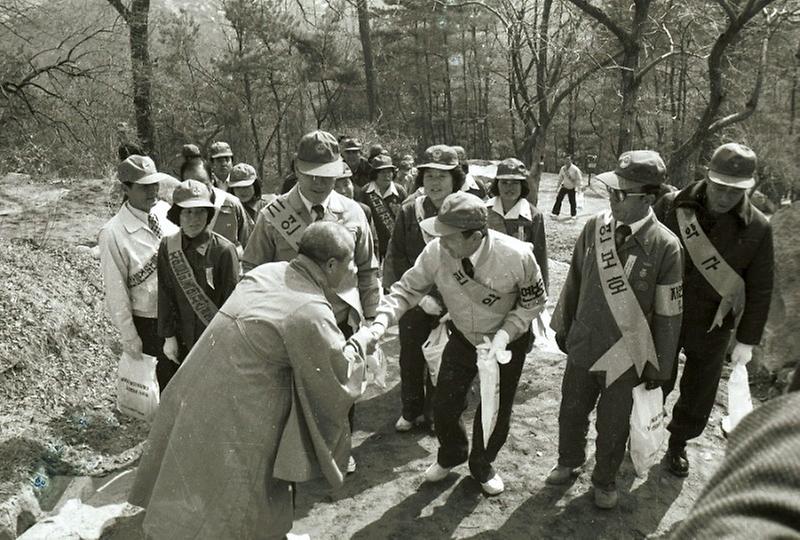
[
  {"xmin": 480, "ymin": 472, "xmax": 505, "ymax": 496},
  {"xmin": 424, "ymin": 461, "xmax": 451, "ymax": 482},
  {"xmin": 395, "ymin": 416, "xmax": 414, "ymax": 432},
  {"xmin": 347, "ymin": 455, "xmax": 357, "ymax": 474}
]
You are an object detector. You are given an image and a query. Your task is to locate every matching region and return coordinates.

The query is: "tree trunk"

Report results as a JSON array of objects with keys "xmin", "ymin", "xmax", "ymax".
[
  {"xmin": 356, "ymin": 0, "xmax": 378, "ymax": 121},
  {"xmin": 128, "ymin": 0, "xmax": 155, "ymax": 157}
]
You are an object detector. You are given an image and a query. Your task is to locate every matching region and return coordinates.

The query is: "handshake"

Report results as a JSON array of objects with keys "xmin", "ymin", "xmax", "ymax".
[{"xmin": 352, "ymin": 318, "xmax": 390, "ymax": 356}]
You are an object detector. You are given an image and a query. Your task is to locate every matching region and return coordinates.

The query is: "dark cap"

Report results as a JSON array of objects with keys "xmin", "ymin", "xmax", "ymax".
[
  {"xmin": 173, "ymin": 180, "xmax": 213, "ymax": 208},
  {"xmin": 495, "ymin": 158, "xmax": 528, "ymax": 180},
  {"xmin": 419, "ymin": 192, "xmax": 487, "ymax": 237},
  {"xmin": 209, "ymin": 141, "xmax": 233, "ymax": 159},
  {"xmin": 295, "ymin": 130, "xmax": 344, "ymax": 177},
  {"xmin": 370, "ymin": 154, "xmax": 396, "ymax": 170},
  {"xmin": 418, "ymin": 145, "xmax": 459, "ymax": 171},
  {"xmin": 596, "ymin": 150, "xmax": 666, "ymax": 189},
  {"xmin": 228, "ymin": 163, "xmax": 258, "ymax": 188},
  {"xmin": 707, "ymin": 143, "xmax": 756, "ymax": 189},
  {"xmin": 341, "ymin": 137, "xmax": 362, "ymax": 151}
]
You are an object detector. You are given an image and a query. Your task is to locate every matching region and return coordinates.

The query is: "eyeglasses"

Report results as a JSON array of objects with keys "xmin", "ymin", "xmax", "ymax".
[{"xmin": 606, "ymin": 186, "xmax": 649, "ymax": 203}]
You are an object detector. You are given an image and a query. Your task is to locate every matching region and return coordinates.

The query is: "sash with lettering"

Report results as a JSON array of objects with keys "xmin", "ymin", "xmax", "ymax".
[
  {"xmin": 591, "ymin": 211, "xmax": 659, "ymax": 387},
  {"xmin": 365, "ymin": 185, "xmax": 396, "ymax": 236},
  {"xmin": 166, "ymin": 233, "xmax": 218, "ymax": 326},
  {"xmin": 263, "ymin": 196, "xmax": 364, "ymax": 325},
  {"xmin": 415, "ymin": 197, "xmax": 435, "ymax": 244},
  {"xmin": 677, "ymin": 207, "xmax": 745, "ymax": 331}
]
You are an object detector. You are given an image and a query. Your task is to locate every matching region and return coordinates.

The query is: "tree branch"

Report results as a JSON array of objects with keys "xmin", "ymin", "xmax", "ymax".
[
  {"xmin": 565, "ymin": 0, "xmax": 633, "ymax": 48},
  {"xmin": 105, "ymin": 0, "xmax": 130, "ymax": 23}
]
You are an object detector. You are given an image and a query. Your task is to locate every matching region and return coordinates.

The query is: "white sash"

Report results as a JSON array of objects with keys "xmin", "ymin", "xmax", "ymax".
[
  {"xmin": 590, "ymin": 211, "xmax": 659, "ymax": 387},
  {"xmin": 166, "ymin": 233, "xmax": 218, "ymax": 326},
  {"xmin": 677, "ymin": 208, "xmax": 745, "ymax": 331}
]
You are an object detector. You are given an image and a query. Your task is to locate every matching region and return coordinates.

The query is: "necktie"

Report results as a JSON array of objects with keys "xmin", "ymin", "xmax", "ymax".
[
  {"xmin": 311, "ymin": 204, "xmax": 325, "ymax": 222},
  {"xmin": 615, "ymin": 224, "xmax": 631, "ymax": 251},
  {"xmin": 148, "ymin": 212, "xmax": 162, "ymax": 238},
  {"xmin": 461, "ymin": 258, "xmax": 475, "ymax": 279}
]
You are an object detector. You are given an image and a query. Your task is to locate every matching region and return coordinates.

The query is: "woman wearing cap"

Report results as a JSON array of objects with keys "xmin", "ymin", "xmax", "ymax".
[
  {"xmin": 486, "ymin": 158, "xmax": 549, "ymax": 292},
  {"xmin": 228, "ymin": 163, "xmax": 274, "ymax": 231},
  {"xmin": 157, "ymin": 180, "xmax": 240, "ymax": 387},
  {"xmin": 383, "ymin": 144, "xmax": 465, "ymax": 432},
  {"xmin": 358, "ymin": 154, "xmax": 407, "ymax": 261}
]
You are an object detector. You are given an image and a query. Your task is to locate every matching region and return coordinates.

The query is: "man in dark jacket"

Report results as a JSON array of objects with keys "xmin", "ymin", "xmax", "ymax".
[
  {"xmin": 654, "ymin": 143, "xmax": 774, "ymax": 477},
  {"xmin": 341, "ymin": 137, "xmax": 372, "ymax": 188}
]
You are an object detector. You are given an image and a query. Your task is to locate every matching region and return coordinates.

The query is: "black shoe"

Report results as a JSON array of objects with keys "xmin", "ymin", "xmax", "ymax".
[{"xmin": 665, "ymin": 447, "xmax": 689, "ymax": 477}]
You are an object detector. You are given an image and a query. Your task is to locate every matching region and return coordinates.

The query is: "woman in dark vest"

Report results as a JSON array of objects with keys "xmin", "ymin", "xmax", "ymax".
[
  {"xmin": 358, "ymin": 154, "xmax": 407, "ymax": 261},
  {"xmin": 486, "ymin": 158, "xmax": 550, "ymax": 293},
  {"xmin": 157, "ymin": 180, "xmax": 239, "ymax": 387},
  {"xmin": 383, "ymin": 145, "xmax": 465, "ymax": 432}
]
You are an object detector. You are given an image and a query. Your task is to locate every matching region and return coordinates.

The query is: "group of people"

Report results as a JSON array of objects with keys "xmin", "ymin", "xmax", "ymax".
[{"xmin": 97, "ymin": 127, "xmax": 777, "ymax": 537}]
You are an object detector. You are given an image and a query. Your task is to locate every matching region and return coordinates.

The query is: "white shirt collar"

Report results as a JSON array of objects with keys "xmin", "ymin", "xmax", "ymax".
[
  {"xmin": 468, "ymin": 235, "xmax": 488, "ymax": 265},
  {"xmin": 125, "ymin": 201, "xmax": 150, "ymax": 224},
  {"xmin": 618, "ymin": 207, "xmax": 654, "ymax": 235},
  {"xmin": 364, "ymin": 181, "xmax": 399, "ymax": 199},
  {"xmin": 298, "ymin": 188, "xmax": 331, "ymax": 216},
  {"xmin": 486, "ymin": 197, "xmax": 531, "ymax": 221}
]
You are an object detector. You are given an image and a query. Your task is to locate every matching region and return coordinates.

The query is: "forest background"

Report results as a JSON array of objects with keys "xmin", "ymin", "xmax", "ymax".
[{"xmin": 1, "ymin": 0, "xmax": 798, "ymax": 200}]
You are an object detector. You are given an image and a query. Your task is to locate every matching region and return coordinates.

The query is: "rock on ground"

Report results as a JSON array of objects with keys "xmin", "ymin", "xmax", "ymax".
[{"xmin": 16, "ymin": 499, "xmax": 142, "ymax": 540}]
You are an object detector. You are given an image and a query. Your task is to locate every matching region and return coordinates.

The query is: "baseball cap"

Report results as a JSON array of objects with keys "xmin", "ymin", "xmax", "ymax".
[
  {"xmin": 295, "ymin": 130, "xmax": 344, "ymax": 177},
  {"xmin": 595, "ymin": 150, "xmax": 666, "ymax": 189},
  {"xmin": 370, "ymin": 154, "xmax": 396, "ymax": 170},
  {"xmin": 419, "ymin": 192, "xmax": 487, "ymax": 237},
  {"xmin": 417, "ymin": 145, "xmax": 459, "ymax": 170},
  {"xmin": 707, "ymin": 143, "xmax": 756, "ymax": 189},
  {"xmin": 495, "ymin": 158, "xmax": 528, "ymax": 180},
  {"xmin": 172, "ymin": 179, "xmax": 213, "ymax": 208},
  {"xmin": 118, "ymin": 155, "xmax": 168, "ymax": 185},
  {"xmin": 451, "ymin": 145, "xmax": 467, "ymax": 161},
  {"xmin": 341, "ymin": 137, "xmax": 362, "ymax": 151},
  {"xmin": 228, "ymin": 163, "xmax": 258, "ymax": 188},
  {"xmin": 210, "ymin": 141, "xmax": 233, "ymax": 159},
  {"xmin": 336, "ymin": 163, "xmax": 353, "ymax": 179}
]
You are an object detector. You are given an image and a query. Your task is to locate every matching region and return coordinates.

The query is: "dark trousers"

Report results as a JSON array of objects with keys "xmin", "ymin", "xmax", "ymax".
[
  {"xmin": 434, "ymin": 325, "xmax": 530, "ymax": 482},
  {"xmin": 337, "ymin": 319, "xmax": 356, "ymax": 432},
  {"xmin": 552, "ymin": 187, "xmax": 577, "ymax": 217},
  {"xmin": 664, "ymin": 325, "xmax": 734, "ymax": 447},
  {"xmin": 557, "ymin": 361, "xmax": 639, "ymax": 489},
  {"xmin": 133, "ymin": 316, "xmax": 178, "ymax": 393},
  {"xmin": 398, "ymin": 307, "xmax": 438, "ymax": 422}
]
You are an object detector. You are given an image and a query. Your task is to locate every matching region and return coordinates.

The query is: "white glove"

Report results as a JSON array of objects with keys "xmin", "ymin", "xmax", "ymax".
[
  {"xmin": 418, "ymin": 295, "xmax": 443, "ymax": 316},
  {"xmin": 351, "ymin": 326, "xmax": 378, "ymax": 355},
  {"xmin": 731, "ymin": 341, "xmax": 754, "ymax": 366},
  {"xmin": 163, "ymin": 336, "xmax": 180, "ymax": 364},
  {"xmin": 487, "ymin": 330, "xmax": 512, "ymax": 365},
  {"xmin": 122, "ymin": 336, "xmax": 143, "ymax": 361}
]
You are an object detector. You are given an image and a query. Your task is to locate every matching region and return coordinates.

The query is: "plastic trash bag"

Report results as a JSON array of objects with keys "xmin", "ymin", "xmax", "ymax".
[
  {"xmin": 629, "ymin": 384, "xmax": 667, "ymax": 477},
  {"xmin": 365, "ymin": 346, "xmax": 387, "ymax": 390},
  {"xmin": 422, "ymin": 315, "xmax": 450, "ymax": 385},
  {"xmin": 116, "ymin": 352, "xmax": 159, "ymax": 423},
  {"xmin": 721, "ymin": 363, "xmax": 753, "ymax": 434},
  {"xmin": 476, "ymin": 337, "xmax": 512, "ymax": 448}
]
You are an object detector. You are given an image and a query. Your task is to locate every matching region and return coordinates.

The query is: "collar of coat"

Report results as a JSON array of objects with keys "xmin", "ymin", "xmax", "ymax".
[
  {"xmin": 673, "ymin": 179, "xmax": 752, "ymax": 226},
  {"xmin": 364, "ymin": 181, "xmax": 400, "ymax": 199},
  {"xmin": 120, "ymin": 200, "xmax": 167, "ymax": 234},
  {"xmin": 486, "ymin": 196, "xmax": 532, "ymax": 221},
  {"xmin": 613, "ymin": 209, "xmax": 658, "ymax": 256},
  {"xmin": 290, "ymin": 253, "xmax": 332, "ymax": 294},
  {"xmin": 287, "ymin": 184, "xmax": 347, "ymax": 221}
]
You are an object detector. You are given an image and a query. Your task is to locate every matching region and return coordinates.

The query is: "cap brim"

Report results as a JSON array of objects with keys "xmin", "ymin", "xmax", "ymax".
[
  {"xmin": 419, "ymin": 216, "xmax": 463, "ymax": 237},
  {"xmin": 418, "ymin": 163, "xmax": 457, "ymax": 171},
  {"xmin": 132, "ymin": 172, "xmax": 173, "ymax": 185},
  {"xmin": 708, "ymin": 170, "xmax": 754, "ymax": 189},
  {"xmin": 496, "ymin": 174, "xmax": 526, "ymax": 180},
  {"xmin": 343, "ymin": 145, "xmax": 362, "ymax": 151},
  {"xmin": 177, "ymin": 199, "xmax": 214, "ymax": 209},
  {"xmin": 210, "ymin": 152, "xmax": 233, "ymax": 159},
  {"xmin": 373, "ymin": 165, "xmax": 396, "ymax": 171},
  {"xmin": 228, "ymin": 179, "xmax": 256, "ymax": 188},
  {"xmin": 295, "ymin": 158, "xmax": 345, "ymax": 177},
  {"xmin": 595, "ymin": 171, "xmax": 622, "ymax": 190}
]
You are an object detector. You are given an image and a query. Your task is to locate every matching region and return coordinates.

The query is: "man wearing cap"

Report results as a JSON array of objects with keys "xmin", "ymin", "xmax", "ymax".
[
  {"xmin": 546, "ymin": 150, "xmax": 683, "ymax": 509},
  {"xmin": 551, "ymin": 155, "xmax": 582, "ymax": 220},
  {"xmin": 209, "ymin": 141, "xmax": 234, "ymax": 191},
  {"xmin": 341, "ymin": 137, "xmax": 372, "ymax": 188},
  {"xmin": 228, "ymin": 162, "xmax": 274, "ymax": 230},
  {"xmin": 366, "ymin": 192, "xmax": 547, "ymax": 495},
  {"xmin": 654, "ymin": 142, "xmax": 774, "ymax": 478},
  {"xmin": 452, "ymin": 145, "xmax": 488, "ymax": 199},
  {"xmin": 156, "ymin": 180, "xmax": 239, "ymax": 387},
  {"xmin": 98, "ymin": 155, "xmax": 179, "ymax": 390},
  {"xmin": 358, "ymin": 154, "xmax": 407, "ymax": 261},
  {"xmin": 396, "ymin": 154, "xmax": 417, "ymax": 195}
]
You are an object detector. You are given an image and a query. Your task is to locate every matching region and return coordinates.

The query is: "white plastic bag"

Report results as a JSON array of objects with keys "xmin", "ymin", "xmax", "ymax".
[
  {"xmin": 116, "ymin": 352, "xmax": 159, "ymax": 423},
  {"xmin": 629, "ymin": 384, "xmax": 667, "ymax": 477},
  {"xmin": 721, "ymin": 363, "xmax": 753, "ymax": 434},
  {"xmin": 422, "ymin": 316, "xmax": 450, "ymax": 385},
  {"xmin": 476, "ymin": 338, "xmax": 512, "ymax": 448},
  {"xmin": 365, "ymin": 346, "xmax": 387, "ymax": 390}
]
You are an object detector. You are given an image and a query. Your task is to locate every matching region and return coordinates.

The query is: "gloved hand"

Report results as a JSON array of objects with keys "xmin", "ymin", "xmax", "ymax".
[
  {"xmin": 643, "ymin": 378, "xmax": 662, "ymax": 391},
  {"xmin": 488, "ymin": 330, "xmax": 511, "ymax": 364},
  {"xmin": 163, "ymin": 336, "xmax": 180, "ymax": 364},
  {"xmin": 122, "ymin": 336, "xmax": 143, "ymax": 361},
  {"xmin": 351, "ymin": 326, "xmax": 378, "ymax": 355},
  {"xmin": 555, "ymin": 333, "xmax": 568, "ymax": 354},
  {"xmin": 731, "ymin": 341, "xmax": 754, "ymax": 366},
  {"xmin": 418, "ymin": 295, "xmax": 443, "ymax": 316}
]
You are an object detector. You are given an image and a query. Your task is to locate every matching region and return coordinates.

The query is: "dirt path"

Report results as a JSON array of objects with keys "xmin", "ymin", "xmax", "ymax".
[{"xmin": 0, "ymin": 173, "xmax": 731, "ymax": 539}]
